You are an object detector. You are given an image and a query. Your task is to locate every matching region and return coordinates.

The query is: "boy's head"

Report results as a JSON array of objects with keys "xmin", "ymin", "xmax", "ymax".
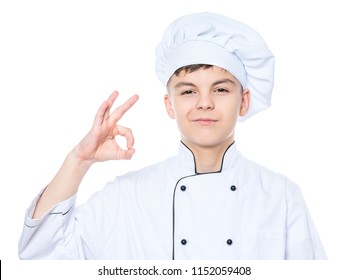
[
  {"xmin": 163, "ymin": 63, "xmax": 250, "ymax": 149},
  {"xmin": 155, "ymin": 12, "xmax": 274, "ymax": 121}
]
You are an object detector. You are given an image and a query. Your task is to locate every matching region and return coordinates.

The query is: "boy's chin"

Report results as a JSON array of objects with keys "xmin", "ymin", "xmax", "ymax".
[{"xmin": 181, "ymin": 138, "xmax": 232, "ymax": 150}]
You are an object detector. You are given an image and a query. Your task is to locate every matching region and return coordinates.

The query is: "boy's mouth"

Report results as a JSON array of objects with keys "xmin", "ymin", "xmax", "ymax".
[{"xmin": 193, "ymin": 118, "xmax": 218, "ymax": 125}]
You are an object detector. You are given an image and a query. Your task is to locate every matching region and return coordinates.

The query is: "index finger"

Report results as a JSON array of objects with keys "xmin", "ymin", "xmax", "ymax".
[{"xmin": 109, "ymin": 94, "xmax": 139, "ymax": 124}]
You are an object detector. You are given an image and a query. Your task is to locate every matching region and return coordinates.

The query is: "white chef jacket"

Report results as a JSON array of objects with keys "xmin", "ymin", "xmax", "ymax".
[{"xmin": 18, "ymin": 142, "xmax": 327, "ymax": 260}]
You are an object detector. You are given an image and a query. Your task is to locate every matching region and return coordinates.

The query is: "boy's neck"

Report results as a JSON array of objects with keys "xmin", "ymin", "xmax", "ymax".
[{"xmin": 183, "ymin": 139, "xmax": 234, "ymax": 173}]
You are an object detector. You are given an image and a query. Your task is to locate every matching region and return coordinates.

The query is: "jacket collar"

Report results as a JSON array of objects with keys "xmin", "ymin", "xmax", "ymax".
[{"xmin": 178, "ymin": 141, "xmax": 239, "ymax": 174}]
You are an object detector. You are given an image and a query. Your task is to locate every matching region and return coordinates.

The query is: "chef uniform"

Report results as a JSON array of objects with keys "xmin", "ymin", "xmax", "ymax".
[{"xmin": 18, "ymin": 12, "xmax": 327, "ymax": 260}]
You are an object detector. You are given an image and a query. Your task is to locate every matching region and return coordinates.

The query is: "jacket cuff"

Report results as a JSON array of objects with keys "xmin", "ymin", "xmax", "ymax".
[{"xmin": 24, "ymin": 188, "xmax": 77, "ymax": 228}]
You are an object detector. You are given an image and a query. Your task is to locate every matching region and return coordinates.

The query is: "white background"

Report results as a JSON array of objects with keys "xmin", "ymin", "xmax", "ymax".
[{"xmin": 1, "ymin": 0, "xmax": 346, "ymax": 278}]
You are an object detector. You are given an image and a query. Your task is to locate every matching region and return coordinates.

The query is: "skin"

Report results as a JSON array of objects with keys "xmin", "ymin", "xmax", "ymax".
[
  {"xmin": 32, "ymin": 65, "xmax": 250, "ymax": 218},
  {"xmin": 165, "ymin": 66, "xmax": 250, "ymax": 173},
  {"xmin": 32, "ymin": 92, "xmax": 139, "ymax": 218}
]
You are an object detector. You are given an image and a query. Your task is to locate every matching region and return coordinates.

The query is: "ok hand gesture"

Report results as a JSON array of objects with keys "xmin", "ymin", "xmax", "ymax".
[{"xmin": 73, "ymin": 91, "xmax": 139, "ymax": 164}]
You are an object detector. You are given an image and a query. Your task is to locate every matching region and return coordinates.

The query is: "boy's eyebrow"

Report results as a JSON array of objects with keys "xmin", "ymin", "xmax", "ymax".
[
  {"xmin": 174, "ymin": 79, "xmax": 237, "ymax": 89},
  {"xmin": 174, "ymin": 82, "xmax": 196, "ymax": 89},
  {"xmin": 212, "ymin": 78, "xmax": 237, "ymax": 87}
]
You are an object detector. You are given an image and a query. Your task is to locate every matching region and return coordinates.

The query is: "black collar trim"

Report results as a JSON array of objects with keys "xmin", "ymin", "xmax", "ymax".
[{"xmin": 180, "ymin": 140, "xmax": 235, "ymax": 174}]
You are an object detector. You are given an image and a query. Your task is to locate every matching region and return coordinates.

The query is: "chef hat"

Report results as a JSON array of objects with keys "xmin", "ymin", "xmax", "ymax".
[{"xmin": 155, "ymin": 12, "xmax": 275, "ymax": 121}]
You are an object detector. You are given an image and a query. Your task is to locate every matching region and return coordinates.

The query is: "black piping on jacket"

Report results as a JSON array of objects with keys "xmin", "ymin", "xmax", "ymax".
[{"xmin": 171, "ymin": 141, "xmax": 234, "ymax": 260}]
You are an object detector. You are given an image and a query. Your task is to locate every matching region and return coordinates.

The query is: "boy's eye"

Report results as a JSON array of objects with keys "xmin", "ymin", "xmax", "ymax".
[
  {"xmin": 181, "ymin": 90, "xmax": 195, "ymax": 95},
  {"xmin": 215, "ymin": 88, "xmax": 229, "ymax": 93}
]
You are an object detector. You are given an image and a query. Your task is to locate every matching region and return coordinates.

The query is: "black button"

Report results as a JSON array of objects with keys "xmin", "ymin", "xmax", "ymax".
[
  {"xmin": 230, "ymin": 185, "xmax": 237, "ymax": 191},
  {"xmin": 180, "ymin": 185, "xmax": 187, "ymax": 191},
  {"xmin": 226, "ymin": 239, "xmax": 233, "ymax": 245},
  {"xmin": 181, "ymin": 239, "xmax": 187, "ymax": 245}
]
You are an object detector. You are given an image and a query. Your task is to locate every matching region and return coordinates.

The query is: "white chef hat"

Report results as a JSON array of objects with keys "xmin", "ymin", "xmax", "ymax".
[{"xmin": 155, "ymin": 12, "xmax": 275, "ymax": 121}]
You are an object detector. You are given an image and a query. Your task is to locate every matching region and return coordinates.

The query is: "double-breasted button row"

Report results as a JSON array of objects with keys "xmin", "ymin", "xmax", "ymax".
[
  {"xmin": 180, "ymin": 238, "xmax": 233, "ymax": 246},
  {"xmin": 178, "ymin": 184, "xmax": 235, "ymax": 248},
  {"xmin": 180, "ymin": 185, "xmax": 237, "ymax": 191}
]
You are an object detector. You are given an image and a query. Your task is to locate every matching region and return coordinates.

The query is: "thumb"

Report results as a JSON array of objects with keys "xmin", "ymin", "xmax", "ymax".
[{"xmin": 116, "ymin": 147, "xmax": 136, "ymax": 160}]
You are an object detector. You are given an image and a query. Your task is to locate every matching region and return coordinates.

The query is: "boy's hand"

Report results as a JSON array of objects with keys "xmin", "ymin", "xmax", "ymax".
[{"xmin": 72, "ymin": 91, "xmax": 139, "ymax": 164}]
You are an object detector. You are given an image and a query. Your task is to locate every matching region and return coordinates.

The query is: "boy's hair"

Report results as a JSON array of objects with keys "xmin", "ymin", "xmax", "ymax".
[
  {"xmin": 169, "ymin": 64, "xmax": 243, "ymax": 91},
  {"xmin": 167, "ymin": 64, "xmax": 213, "ymax": 88},
  {"xmin": 172, "ymin": 64, "xmax": 213, "ymax": 77}
]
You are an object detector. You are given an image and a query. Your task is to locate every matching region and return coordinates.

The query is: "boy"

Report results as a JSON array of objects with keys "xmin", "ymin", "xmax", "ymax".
[{"xmin": 19, "ymin": 12, "xmax": 326, "ymax": 259}]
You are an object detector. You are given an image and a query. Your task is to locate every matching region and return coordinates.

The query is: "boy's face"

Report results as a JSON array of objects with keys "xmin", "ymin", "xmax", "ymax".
[{"xmin": 165, "ymin": 66, "xmax": 250, "ymax": 150}]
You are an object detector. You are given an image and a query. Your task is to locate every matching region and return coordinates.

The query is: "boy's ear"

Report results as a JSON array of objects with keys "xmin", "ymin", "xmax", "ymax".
[
  {"xmin": 239, "ymin": 89, "xmax": 250, "ymax": 117},
  {"xmin": 164, "ymin": 94, "xmax": 176, "ymax": 119}
]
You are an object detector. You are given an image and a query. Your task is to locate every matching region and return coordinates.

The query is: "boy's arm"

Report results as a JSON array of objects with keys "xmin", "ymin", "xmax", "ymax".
[{"xmin": 32, "ymin": 91, "xmax": 139, "ymax": 219}]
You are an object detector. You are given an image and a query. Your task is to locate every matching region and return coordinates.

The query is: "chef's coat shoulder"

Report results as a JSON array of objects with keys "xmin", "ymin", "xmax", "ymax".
[
  {"xmin": 119, "ymin": 156, "xmax": 178, "ymax": 180},
  {"xmin": 238, "ymin": 153, "xmax": 301, "ymax": 196},
  {"xmin": 110, "ymin": 155, "xmax": 181, "ymax": 195}
]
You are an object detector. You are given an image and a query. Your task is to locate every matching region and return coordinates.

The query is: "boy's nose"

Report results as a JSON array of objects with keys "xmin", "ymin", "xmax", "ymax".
[{"xmin": 196, "ymin": 94, "xmax": 215, "ymax": 110}]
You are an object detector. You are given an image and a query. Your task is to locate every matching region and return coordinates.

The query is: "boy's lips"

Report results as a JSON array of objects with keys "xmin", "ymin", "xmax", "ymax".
[{"xmin": 193, "ymin": 118, "xmax": 218, "ymax": 125}]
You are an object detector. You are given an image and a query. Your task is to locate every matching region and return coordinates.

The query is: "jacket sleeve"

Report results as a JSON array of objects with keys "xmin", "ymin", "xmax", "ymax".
[
  {"xmin": 285, "ymin": 179, "xmax": 327, "ymax": 259},
  {"xmin": 18, "ymin": 180, "xmax": 120, "ymax": 260},
  {"xmin": 18, "ymin": 187, "xmax": 81, "ymax": 259}
]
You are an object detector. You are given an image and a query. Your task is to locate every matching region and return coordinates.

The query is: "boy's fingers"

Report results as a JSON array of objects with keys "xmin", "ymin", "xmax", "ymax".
[
  {"xmin": 114, "ymin": 125, "xmax": 136, "ymax": 160},
  {"xmin": 116, "ymin": 125, "xmax": 135, "ymax": 149},
  {"xmin": 105, "ymin": 91, "xmax": 119, "ymax": 119},
  {"xmin": 93, "ymin": 91, "xmax": 119, "ymax": 126},
  {"xmin": 110, "ymin": 94, "xmax": 139, "ymax": 124},
  {"xmin": 119, "ymin": 148, "xmax": 136, "ymax": 160},
  {"xmin": 93, "ymin": 101, "xmax": 109, "ymax": 126},
  {"xmin": 107, "ymin": 91, "xmax": 119, "ymax": 105}
]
